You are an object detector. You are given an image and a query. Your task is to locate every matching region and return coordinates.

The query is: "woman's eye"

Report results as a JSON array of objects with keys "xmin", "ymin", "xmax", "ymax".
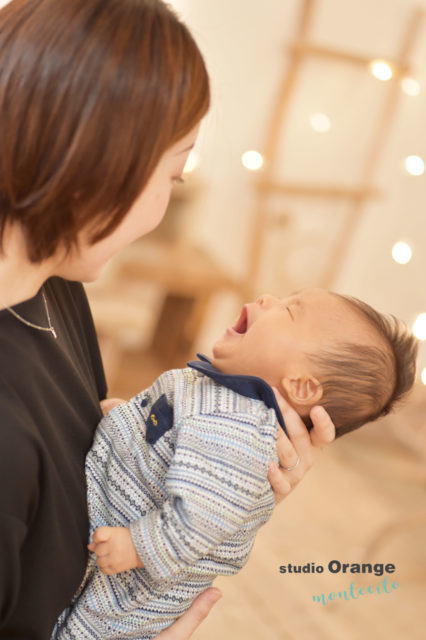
[{"xmin": 172, "ymin": 176, "xmax": 185, "ymax": 185}]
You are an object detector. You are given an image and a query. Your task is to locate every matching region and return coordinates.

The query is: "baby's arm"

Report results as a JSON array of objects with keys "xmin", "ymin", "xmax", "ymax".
[
  {"xmin": 128, "ymin": 410, "xmax": 276, "ymax": 587},
  {"xmin": 90, "ymin": 398, "xmax": 142, "ymax": 575},
  {"xmin": 88, "ymin": 526, "xmax": 143, "ymax": 575}
]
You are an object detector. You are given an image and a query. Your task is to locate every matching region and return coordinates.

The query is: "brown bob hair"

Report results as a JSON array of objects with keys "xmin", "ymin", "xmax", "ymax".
[{"xmin": 0, "ymin": 0, "xmax": 210, "ymax": 263}]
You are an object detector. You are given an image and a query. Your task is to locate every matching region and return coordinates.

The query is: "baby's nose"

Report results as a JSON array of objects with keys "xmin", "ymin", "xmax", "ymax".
[{"xmin": 256, "ymin": 294, "xmax": 278, "ymax": 308}]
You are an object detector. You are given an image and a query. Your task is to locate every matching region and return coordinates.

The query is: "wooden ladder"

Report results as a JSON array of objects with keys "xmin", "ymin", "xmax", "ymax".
[{"xmin": 244, "ymin": 0, "xmax": 423, "ymax": 297}]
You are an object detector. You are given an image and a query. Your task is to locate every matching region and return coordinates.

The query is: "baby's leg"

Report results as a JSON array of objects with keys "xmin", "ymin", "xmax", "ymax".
[{"xmin": 51, "ymin": 565, "xmax": 213, "ymax": 640}]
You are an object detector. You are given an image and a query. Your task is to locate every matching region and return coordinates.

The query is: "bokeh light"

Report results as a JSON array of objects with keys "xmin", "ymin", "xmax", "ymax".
[
  {"xmin": 242, "ymin": 150, "xmax": 264, "ymax": 171},
  {"xmin": 405, "ymin": 155, "xmax": 425, "ymax": 176},
  {"xmin": 392, "ymin": 241, "xmax": 412, "ymax": 265},
  {"xmin": 370, "ymin": 60, "xmax": 393, "ymax": 81},
  {"xmin": 413, "ymin": 313, "xmax": 426, "ymax": 340},
  {"xmin": 309, "ymin": 113, "xmax": 331, "ymax": 133},
  {"xmin": 401, "ymin": 77, "xmax": 421, "ymax": 97}
]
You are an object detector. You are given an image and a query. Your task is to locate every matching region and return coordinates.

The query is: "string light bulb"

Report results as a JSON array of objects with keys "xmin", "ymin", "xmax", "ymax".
[
  {"xmin": 392, "ymin": 241, "xmax": 412, "ymax": 265},
  {"xmin": 404, "ymin": 155, "xmax": 425, "ymax": 176},
  {"xmin": 401, "ymin": 77, "xmax": 421, "ymax": 96},
  {"xmin": 370, "ymin": 60, "xmax": 393, "ymax": 81},
  {"xmin": 309, "ymin": 113, "xmax": 331, "ymax": 133},
  {"xmin": 413, "ymin": 313, "xmax": 426, "ymax": 341},
  {"xmin": 242, "ymin": 150, "xmax": 264, "ymax": 171}
]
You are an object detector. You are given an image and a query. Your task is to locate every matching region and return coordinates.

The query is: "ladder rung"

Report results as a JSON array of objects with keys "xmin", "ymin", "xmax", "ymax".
[
  {"xmin": 289, "ymin": 41, "xmax": 409, "ymax": 76},
  {"xmin": 256, "ymin": 180, "xmax": 380, "ymax": 200}
]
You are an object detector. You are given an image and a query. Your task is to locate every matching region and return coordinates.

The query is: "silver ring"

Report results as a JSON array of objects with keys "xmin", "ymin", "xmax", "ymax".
[{"xmin": 281, "ymin": 456, "xmax": 300, "ymax": 471}]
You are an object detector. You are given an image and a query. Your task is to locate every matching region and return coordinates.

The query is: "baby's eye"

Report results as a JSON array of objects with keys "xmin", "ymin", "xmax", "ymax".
[{"xmin": 280, "ymin": 301, "xmax": 294, "ymax": 320}]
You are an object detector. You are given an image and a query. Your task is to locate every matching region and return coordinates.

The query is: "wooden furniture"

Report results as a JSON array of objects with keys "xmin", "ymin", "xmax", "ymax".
[{"xmin": 116, "ymin": 238, "xmax": 238, "ymax": 367}]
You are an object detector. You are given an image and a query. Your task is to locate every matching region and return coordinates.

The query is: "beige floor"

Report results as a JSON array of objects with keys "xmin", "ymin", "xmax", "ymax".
[{"xmin": 106, "ymin": 346, "xmax": 426, "ymax": 640}]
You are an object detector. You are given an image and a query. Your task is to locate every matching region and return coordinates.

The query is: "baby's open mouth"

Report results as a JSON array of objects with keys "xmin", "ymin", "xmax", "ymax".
[{"xmin": 231, "ymin": 306, "xmax": 248, "ymax": 334}]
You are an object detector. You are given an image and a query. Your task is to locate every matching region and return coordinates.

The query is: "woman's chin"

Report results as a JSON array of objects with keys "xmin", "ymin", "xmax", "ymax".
[
  {"xmin": 81, "ymin": 268, "xmax": 105, "ymax": 283},
  {"xmin": 54, "ymin": 261, "xmax": 106, "ymax": 284}
]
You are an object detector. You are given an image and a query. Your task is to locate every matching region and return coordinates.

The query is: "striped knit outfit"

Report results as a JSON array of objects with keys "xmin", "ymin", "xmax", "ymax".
[{"xmin": 52, "ymin": 355, "xmax": 286, "ymax": 640}]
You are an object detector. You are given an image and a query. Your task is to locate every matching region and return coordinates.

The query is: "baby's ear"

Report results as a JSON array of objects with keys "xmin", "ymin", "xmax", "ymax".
[{"xmin": 281, "ymin": 375, "xmax": 323, "ymax": 406}]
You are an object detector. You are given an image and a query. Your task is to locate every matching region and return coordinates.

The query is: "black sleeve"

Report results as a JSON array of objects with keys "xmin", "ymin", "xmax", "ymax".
[{"xmin": 0, "ymin": 404, "xmax": 39, "ymax": 625}]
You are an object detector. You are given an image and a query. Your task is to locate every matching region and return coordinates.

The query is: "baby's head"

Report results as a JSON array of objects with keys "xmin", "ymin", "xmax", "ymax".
[{"xmin": 211, "ymin": 289, "xmax": 418, "ymax": 438}]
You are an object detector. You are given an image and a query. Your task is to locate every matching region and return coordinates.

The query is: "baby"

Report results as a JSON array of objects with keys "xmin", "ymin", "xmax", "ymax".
[{"xmin": 53, "ymin": 288, "xmax": 417, "ymax": 639}]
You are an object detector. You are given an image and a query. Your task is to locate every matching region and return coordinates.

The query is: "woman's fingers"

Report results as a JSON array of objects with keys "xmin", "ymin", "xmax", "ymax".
[
  {"xmin": 275, "ymin": 423, "xmax": 299, "ymax": 466},
  {"xmin": 269, "ymin": 388, "xmax": 336, "ymax": 505},
  {"xmin": 155, "ymin": 588, "xmax": 222, "ymax": 639},
  {"xmin": 309, "ymin": 405, "xmax": 335, "ymax": 447},
  {"xmin": 271, "ymin": 388, "xmax": 313, "ymax": 471},
  {"xmin": 267, "ymin": 461, "xmax": 292, "ymax": 500}
]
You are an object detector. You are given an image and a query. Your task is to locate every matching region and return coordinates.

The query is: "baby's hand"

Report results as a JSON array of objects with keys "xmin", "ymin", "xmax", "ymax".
[
  {"xmin": 100, "ymin": 397, "xmax": 126, "ymax": 416},
  {"xmin": 88, "ymin": 526, "xmax": 144, "ymax": 575}
]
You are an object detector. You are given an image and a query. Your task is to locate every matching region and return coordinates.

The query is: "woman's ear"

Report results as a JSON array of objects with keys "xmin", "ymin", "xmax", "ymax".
[{"xmin": 281, "ymin": 375, "xmax": 323, "ymax": 406}]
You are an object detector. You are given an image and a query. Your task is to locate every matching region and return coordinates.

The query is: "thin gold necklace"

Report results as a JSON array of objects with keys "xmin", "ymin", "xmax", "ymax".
[{"xmin": 6, "ymin": 287, "xmax": 57, "ymax": 339}]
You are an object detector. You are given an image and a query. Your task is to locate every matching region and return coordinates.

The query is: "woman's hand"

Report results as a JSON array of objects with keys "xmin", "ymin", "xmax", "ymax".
[
  {"xmin": 155, "ymin": 588, "xmax": 222, "ymax": 639},
  {"xmin": 268, "ymin": 389, "xmax": 335, "ymax": 504}
]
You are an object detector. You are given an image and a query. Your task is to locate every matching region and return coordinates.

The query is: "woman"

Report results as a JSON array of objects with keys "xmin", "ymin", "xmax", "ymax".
[{"xmin": 0, "ymin": 1, "xmax": 335, "ymax": 638}]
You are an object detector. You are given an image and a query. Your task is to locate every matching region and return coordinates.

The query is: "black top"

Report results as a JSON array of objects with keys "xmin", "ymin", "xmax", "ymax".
[{"xmin": 0, "ymin": 277, "xmax": 107, "ymax": 639}]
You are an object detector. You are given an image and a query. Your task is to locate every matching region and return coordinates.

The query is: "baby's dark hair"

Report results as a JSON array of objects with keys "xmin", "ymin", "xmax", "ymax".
[{"xmin": 304, "ymin": 294, "xmax": 418, "ymax": 438}]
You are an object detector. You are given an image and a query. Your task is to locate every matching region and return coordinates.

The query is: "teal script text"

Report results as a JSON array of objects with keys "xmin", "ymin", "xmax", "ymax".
[{"xmin": 312, "ymin": 576, "xmax": 399, "ymax": 605}]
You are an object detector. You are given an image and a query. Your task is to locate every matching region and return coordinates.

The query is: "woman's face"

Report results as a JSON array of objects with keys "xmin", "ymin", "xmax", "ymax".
[{"xmin": 54, "ymin": 125, "xmax": 200, "ymax": 282}]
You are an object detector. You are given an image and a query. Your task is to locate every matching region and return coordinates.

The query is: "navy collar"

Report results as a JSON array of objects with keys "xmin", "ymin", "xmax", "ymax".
[{"xmin": 187, "ymin": 354, "xmax": 287, "ymax": 435}]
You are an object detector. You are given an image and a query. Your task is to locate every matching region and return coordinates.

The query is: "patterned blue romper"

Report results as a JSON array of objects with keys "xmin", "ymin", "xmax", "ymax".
[{"xmin": 52, "ymin": 355, "xmax": 285, "ymax": 639}]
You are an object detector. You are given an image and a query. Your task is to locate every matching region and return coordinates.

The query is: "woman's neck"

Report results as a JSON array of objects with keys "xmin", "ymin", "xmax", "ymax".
[{"xmin": 0, "ymin": 224, "xmax": 57, "ymax": 309}]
